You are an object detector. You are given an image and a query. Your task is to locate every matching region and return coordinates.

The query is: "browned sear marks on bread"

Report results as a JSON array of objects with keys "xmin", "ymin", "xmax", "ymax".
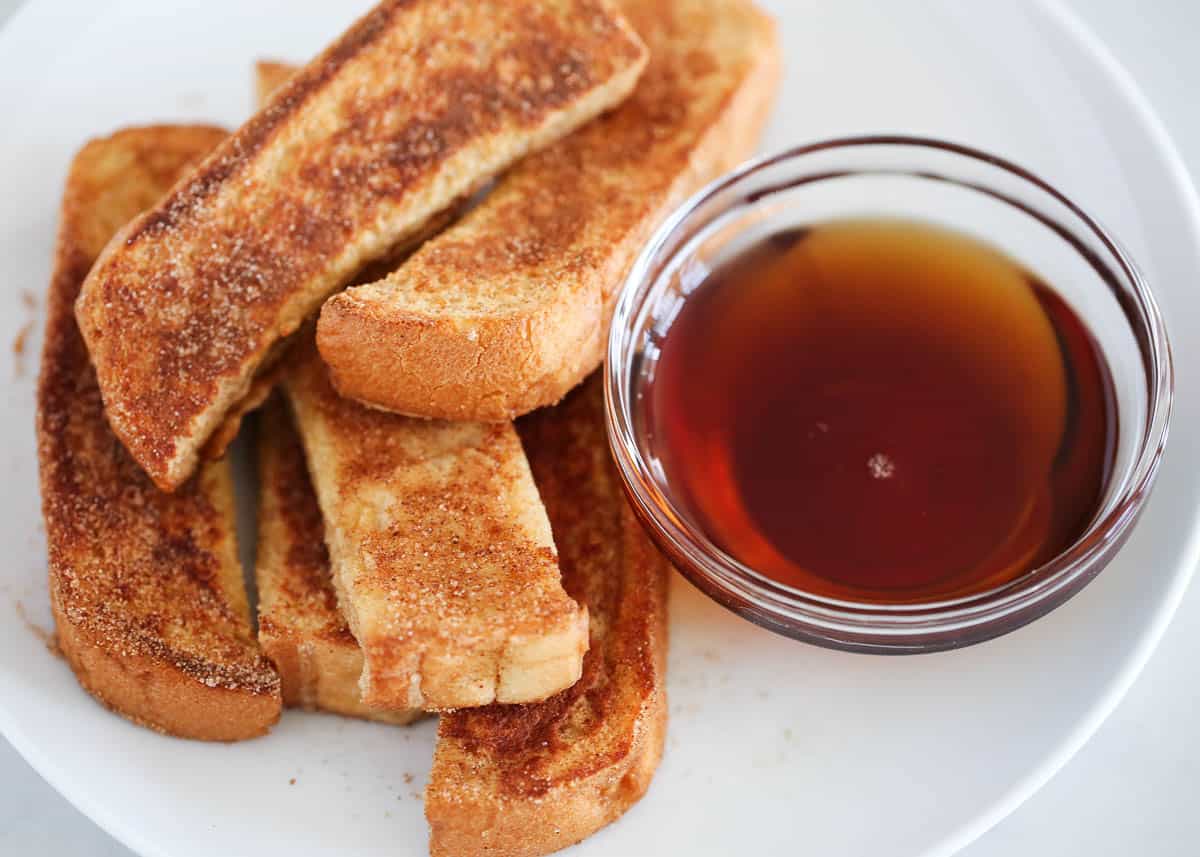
[
  {"xmin": 319, "ymin": 0, "xmax": 780, "ymax": 422},
  {"xmin": 255, "ymin": 394, "xmax": 420, "ymax": 725},
  {"xmin": 36, "ymin": 126, "xmax": 280, "ymax": 741},
  {"xmin": 282, "ymin": 336, "xmax": 588, "ymax": 711},
  {"xmin": 74, "ymin": 0, "xmax": 648, "ymax": 491},
  {"xmin": 427, "ymin": 373, "xmax": 670, "ymax": 857}
]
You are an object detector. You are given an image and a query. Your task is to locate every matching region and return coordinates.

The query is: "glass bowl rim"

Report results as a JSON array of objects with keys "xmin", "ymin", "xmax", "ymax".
[{"xmin": 602, "ymin": 134, "xmax": 1174, "ymax": 642}]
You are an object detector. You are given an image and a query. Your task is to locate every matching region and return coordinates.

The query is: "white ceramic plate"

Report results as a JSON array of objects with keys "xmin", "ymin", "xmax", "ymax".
[{"xmin": 1, "ymin": 2, "xmax": 1197, "ymax": 856}]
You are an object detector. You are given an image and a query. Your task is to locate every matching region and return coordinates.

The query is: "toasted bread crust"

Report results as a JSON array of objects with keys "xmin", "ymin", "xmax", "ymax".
[
  {"xmin": 319, "ymin": 0, "xmax": 780, "ymax": 422},
  {"xmin": 37, "ymin": 127, "xmax": 281, "ymax": 741},
  {"xmin": 427, "ymin": 374, "xmax": 670, "ymax": 857},
  {"xmin": 281, "ymin": 338, "xmax": 588, "ymax": 711},
  {"xmin": 256, "ymin": 395, "xmax": 420, "ymax": 725},
  {"xmin": 76, "ymin": 0, "xmax": 648, "ymax": 491}
]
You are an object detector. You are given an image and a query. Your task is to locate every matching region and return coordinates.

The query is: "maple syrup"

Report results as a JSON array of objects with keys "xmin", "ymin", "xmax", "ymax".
[{"xmin": 644, "ymin": 218, "xmax": 1117, "ymax": 603}]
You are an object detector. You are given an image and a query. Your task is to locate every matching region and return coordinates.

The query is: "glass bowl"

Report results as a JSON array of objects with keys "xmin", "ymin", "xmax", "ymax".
[{"xmin": 604, "ymin": 136, "xmax": 1173, "ymax": 653}]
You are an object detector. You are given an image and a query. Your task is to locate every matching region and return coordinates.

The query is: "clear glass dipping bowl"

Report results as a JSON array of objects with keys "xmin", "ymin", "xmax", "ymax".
[{"xmin": 604, "ymin": 136, "xmax": 1173, "ymax": 653}]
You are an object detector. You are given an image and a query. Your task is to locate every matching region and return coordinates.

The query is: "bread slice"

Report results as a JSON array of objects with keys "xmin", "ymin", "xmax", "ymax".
[
  {"xmin": 281, "ymin": 338, "xmax": 588, "ymax": 711},
  {"xmin": 318, "ymin": 0, "xmax": 781, "ymax": 421},
  {"xmin": 427, "ymin": 373, "xmax": 670, "ymax": 857},
  {"xmin": 36, "ymin": 126, "xmax": 281, "ymax": 741},
  {"xmin": 75, "ymin": 0, "xmax": 648, "ymax": 492},
  {"xmin": 255, "ymin": 395, "xmax": 420, "ymax": 724}
]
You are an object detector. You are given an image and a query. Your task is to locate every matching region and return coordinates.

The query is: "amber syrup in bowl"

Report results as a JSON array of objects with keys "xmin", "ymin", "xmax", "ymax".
[
  {"xmin": 605, "ymin": 137, "xmax": 1172, "ymax": 652},
  {"xmin": 646, "ymin": 218, "xmax": 1116, "ymax": 604}
]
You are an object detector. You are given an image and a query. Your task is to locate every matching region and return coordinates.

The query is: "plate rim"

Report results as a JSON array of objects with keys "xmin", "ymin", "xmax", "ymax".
[{"xmin": 927, "ymin": 1, "xmax": 1200, "ymax": 853}]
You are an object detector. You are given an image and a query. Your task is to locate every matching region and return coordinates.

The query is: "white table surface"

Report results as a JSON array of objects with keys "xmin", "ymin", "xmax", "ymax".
[{"xmin": 2, "ymin": 1, "xmax": 1198, "ymax": 855}]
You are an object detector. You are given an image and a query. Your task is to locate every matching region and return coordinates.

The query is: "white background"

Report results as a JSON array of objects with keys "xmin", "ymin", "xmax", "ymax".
[{"xmin": 1, "ymin": 1, "xmax": 1197, "ymax": 855}]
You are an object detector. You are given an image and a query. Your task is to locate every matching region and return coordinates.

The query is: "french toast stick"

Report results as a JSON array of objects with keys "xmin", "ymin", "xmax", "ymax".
[
  {"xmin": 281, "ymin": 338, "xmax": 588, "ymax": 711},
  {"xmin": 76, "ymin": 0, "xmax": 648, "ymax": 491},
  {"xmin": 319, "ymin": 0, "xmax": 780, "ymax": 421},
  {"xmin": 427, "ymin": 373, "xmax": 670, "ymax": 857},
  {"xmin": 255, "ymin": 395, "xmax": 420, "ymax": 725},
  {"xmin": 36, "ymin": 126, "xmax": 281, "ymax": 741}
]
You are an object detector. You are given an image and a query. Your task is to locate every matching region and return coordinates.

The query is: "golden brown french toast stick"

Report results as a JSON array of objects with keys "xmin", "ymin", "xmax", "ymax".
[
  {"xmin": 426, "ymin": 374, "xmax": 670, "ymax": 857},
  {"xmin": 255, "ymin": 395, "xmax": 420, "ymax": 725},
  {"xmin": 76, "ymin": 0, "xmax": 648, "ymax": 491},
  {"xmin": 281, "ymin": 338, "xmax": 588, "ymax": 711},
  {"xmin": 37, "ymin": 126, "xmax": 281, "ymax": 741},
  {"xmin": 319, "ymin": 0, "xmax": 780, "ymax": 421}
]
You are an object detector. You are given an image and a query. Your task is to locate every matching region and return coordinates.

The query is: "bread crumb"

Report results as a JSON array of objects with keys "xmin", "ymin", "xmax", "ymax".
[
  {"xmin": 12, "ymin": 319, "xmax": 33, "ymax": 378},
  {"xmin": 14, "ymin": 288, "xmax": 39, "ymax": 379},
  {"xmin": 14, "ymin": 600, "xmax": 60, "ymax": 658}
]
